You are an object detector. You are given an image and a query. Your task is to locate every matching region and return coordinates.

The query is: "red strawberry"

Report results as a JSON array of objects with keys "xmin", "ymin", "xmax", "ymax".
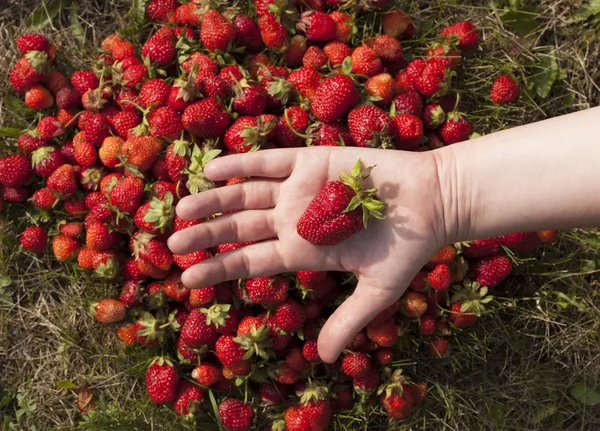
[
  {"xmin": 375, "ymin": 348, "xmax": 394, "ymax": 364},
  {"xmin": 490, "ymin": 74, "xmax": 520, "ymax": 104},
  {"xmin": 146, "ymin": 357, "xmax": 180, "ymax": 404},
  {"xmin": 440, "ymin": 112, "xmax": 472, "ymax": 144},
  {"xmin": 369, "ymin": 34, "xmax": 403, "ymax": 64},
  {"xmin": 303, "ymin": 46, "xmax": 328, "ymax": 69},
  {"xmin": 139, "ymin": 79, "xmax": 171, "ymax": 109},
  {"xmin": 258, "ymin": 14, "xmax": 289, "ymax": 50},
  {"xmin": 120, "ymin": 136, "xmax": 164, "ymax": 172},
  {"xmin": 117, "ymin": 323, "xmax": 138, "ymax": 346},
  {"xmin": 17, "ymin": 33, "xmax": 50, "ymax": 54},
  {"xmin": 200, "ymin": 10, "xmax": 235, "ymax": 52},
  {"xmin": 132, "ymin": 232, "xmax": 174, "ymax": 271},
  {"xmin": 310, "ymin": 122, "xmax": 353, "ymax": 146},
  {"xmin": 429, "ymin": 244, "xmax": 457, "ymax": 266},
  {"xmin": 288, "ymin": 67, "xmax": 322, "ymax": 99},
  {"xmin": 284, "ymin": 405, "xmax": 311, "ymax": 430},
  {"xmin": 85, "ymin": 114, "xmax": 111, "ymax": 146},
  {"xmin": 392, "ymin": 90, "xmax": 423, "ymax": 117},
  {"xmin": 142, "ymin": 26, "xmax": 176, "ymax": 66},
  {"xmin": 219, "ymin": 399, "xmax": 254, "ymax": 431},
  {"xmin": 427, "ymin": 264, "xmax": 452, "ymax": 291},
  {"xmin": 274, "ymin": 299, "xmax": 306, "ymax": 333},
  {"xmin": 365, "ymin": 73, "xmax": 396, "ymax": 106},
  {"xmin": 121, "ymin": 64, "xmax": 148, "ymax": 90},
  {"xmin": 297, "ymin": 383, "xmax": 333, "ymax": 431},
  {"xmin": 2, "ymin": 186, "xmax": 30, "ymax": 203},
  {"xmin": 224, "ymin": 115, "xmax": 275, "ymax": 153},
  {"xmin": 86, "ymin": 222, "xmax": 118, "ymax": 251},
  {"xmin": 471, "ymin": 255, "xmax": 512, "ymax": 288},
  {"xmin": 351, "ymin": 46, "xmax": 383, "ymax": 77},
  {"xmin": 60, "ymin": 222, "xmax": 84, "ymax": 238},
  {"xmin": 10, "ymin": 55, "xmax": 48, "ymax": 94},
  {"xmin": 383, "ymin": 10, "xmax": 416, "ymax": 40},
  {"xmin": 286, "ymin": 346, "xmax": 311, "ymax": 372},
  {"xmin": 260, "ymin": 382, "xmax": 289, "ymax": 405},
  {"xmin": 24, "ymin": 84, "xmax": 53, "ymax": 109},
  {"xmin": 55, "ymin": 87, "xmax": 81, "ymax": 110},
  {"xmin": 20, "ymin": 226, "xmax": 47, "ymax": 253},
  {"xmin": 538, "ymin": 230, "xmax": 558, "ymax": 244},
  {"xmin": 323, "ymin": 41, "xmax": 353, "ymax": 67},
  {"xmin": 120, "ymin": 280, "xmax": 143, "ymax": 307},
  {"xmin": 147, "ymin": 0, "xmax": 178, "ymax": 22},
  {"xmin": 70, "ymin": 70, "xmax": 99, "ymax": 95},
  {"xmin": 233, "ymin": 84, "xmax": 267, "ymax": 116},
  {"xmin": 92, "ymin": 298, "xmax": 126, "ymax": 323},
  {"xmin": 215, "ymin": 335, "xmax": 247, "ymax": 369},
  {"xmin": 429, "ymin": 336, "xmax": 449, "ymax": 357},
  {"xmin": 173, "ymin": 381, "xmax": 203, "ymax": 417},
  {"xmin": 414, "ymin": 60, "xmax": 447, "ymax": 97},
  {"xmin": 234, "ymin": 14, "xmax": 263, "ymax": 52},
  {"xmin": 192, "ymin": 362, "xmax": 222, "ymax": 387},
  {"xmin": 297, "ymin": 160, "xmax": 385, "ymax": 245},
  {"xmin": 423, "ymin": 103, "xmax": 446, "ymax": 129},
  {"xmin": 441, "ymin": 21, "xmax": 479, "ymax": 50},
  {"xmin": 303, "ymin": 339, "xmax": 321, "ymax": 362},
  {"xmin": 329, "ymin": 11, "xmax": 353, "ymax": 43},
  {"xmin": 311, "ymin": 74, "xmax": 359, "ymax": 123},
  {"xmin": 18, "ymin": 132, "xmax": 47, "ymax": 156},
  {"xmin": 36, "ymin": 116, "xmax": 64, "ymax": 140},
  {"xmin": 381, "ymin": 383, "xmax": 414, "ymax": 420},
  {"xmin": 347, "ymin": 106, "xmax": 395, "ymax": 148},
  {"xmin": 342, "ymin": 352, "xmax": 372, "ymax": 378},
  {"xmin": 182, "ymin": 98, "xmax": 230, "ymax": 138},
  {"xmin": 109, "ymin": 176, "xmax": 144, "ymax": 214},
  {"xmin": 284, "ymin": 35, "xmax": 308, "ymax": 66},
  {"xmin": 245, "ymin": 276, "xmax": 289, "ymax": 305},
  {"xmin": 162, "ymin": 271, "xmax": 189, "ymax": 302},
  {"xmin": 461, "ymin": 238, "xmax": 500, "ymax": 258},
  {"xmin": 47, "ymin": 164, "xmax": 78, "ymax": 199},
  {"xmin": 0, "ymin": 154, "xmax": 31, "ymax": 188},
  {"xmin": 392, "ymin": 114, "xmax": 423, "ymax": 150},
  {"xmin": 148, "ymin": 106, "xmax": 183, "ymax": 140},
  {"xmin": 64, "ymin": 196, "xmax": 88, "ymax": 217},
  {"xmin": 366, "ymin": 318, "xmax": 400, "ymax": 347},
  {"xmin": 427, "ymin": 43, "xmax": 461, "ymax": 70},
  {"xmin": 401, "ymin": 291, "xmax": 427, "ymax": 317},
  {"xmin": 297, "ymin": 11, "xmax": 336, "ymax": 41},
  {"xmin": 180, "ymin": 308, "xmax": 218, "ymax": 348}
]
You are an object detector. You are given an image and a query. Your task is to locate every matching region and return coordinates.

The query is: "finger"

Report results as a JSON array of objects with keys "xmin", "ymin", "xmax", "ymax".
[
  {"xmin": 176, "ymin": 180, "xmax": 280, "ymax": 221},
  {"xmin": 168, "ymin": 210, "xmax": 276, "ymax": 255},
  {"xmin": 181, "ymin": 241, "xmax": 287, "ymax": 288},
  {"xmin": 204, "ymin": 149, "xmax": 299, "ymax": 181},
  {"xmin": 317, "ymin": 281, "xmax": 398, "ymax": 364}
]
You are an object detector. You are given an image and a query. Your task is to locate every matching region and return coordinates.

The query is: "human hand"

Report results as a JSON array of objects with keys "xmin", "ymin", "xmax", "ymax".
[{"xmin": 167, "ymin": 146, "xmax": 450, "ymax": 363}]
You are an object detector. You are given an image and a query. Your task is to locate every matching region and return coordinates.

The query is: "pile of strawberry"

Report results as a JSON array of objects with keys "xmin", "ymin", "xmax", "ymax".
[{"xmin": 4, "ymin": 0, "xmax": 552, "ymax": 429}]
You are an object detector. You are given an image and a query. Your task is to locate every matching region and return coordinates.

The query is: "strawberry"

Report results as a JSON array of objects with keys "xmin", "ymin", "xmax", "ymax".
[
  {"xmin": 365, "ymin": 73, "xmax": 396, "ymax": 106},
  {"xmin": 20, "ymin": 226, "xmax": 47, "ymax": 253},
  {"xmin": 139, "ymin": 79, "xmax": 171, "ymax": 109},
  {"xmin": 142, "ymin": 26, "xmax": 176, "ymax": 66},
  {"xmin": 109, "ymin": 176, "xmax": 144, "ymax": 214},
  {"xmin": 219, "ymin": 399, "xmax": 254, "ymax": 431},
  {"xmin": 134, "ymin": 194, "xmax": 176, "ymax": 234},
  {"xmin": 18, "ymin": 132, "xmax": 47, "ymax": 156},
  {"xmin": 311, "ymin": 74, "xmax": 359, "ymax": 123},
  {"xmin": 147, "ymin": 0, "xmax": 178, "ymax": 22},
  {"xmin": 471, "ymin": 255, "xmax": 512, "ymax": 288},
  {"xmin": 441, "ymin": 21, "xmax": 479, "ymax": 51},
  {"xmin": 122, "ymin": 64, "xmax": 148, "ymax": 90},
  {"xmin": 70, "ymin": 70, "xmax": 99, "ymax": 95},
  {"xmin": 423, "ymin": 103, "xmax": 446, "ymax": 129},
  {"xmin": 37, "ymin": 116, "xmax": 65, "ymax": 140},
  {"xmin": 351, "ymin": 46, "xmax": 383, "ymax": 77},
  {"xmin": 120, "ymin": 281, "xmax": 143, "ymax": 307},
  {"xmin": 172, "ymin": 2, "xmax": 202, "ymax": 26},
  {"xmin": 323, "ymin": 41, "xmax": 353, "ymax": 67},
  {"xmin": 286, "ymin": 346, "xmax": 311, "ymax": 372},
  {"xmin": 429, "ymin": 336, "xmax": 449, "ymax": 357},
  {"xmin": 284, "ymin": 35, "xmax": 308, "ymax": 66},
  {"xmin": 0, "ymin": 154, "xmax": 32, "ymax": 188},
  {"xmin": 297, "ymin": 11, "xmax": 336, "ymax": 41},
  {"xmin": 233, "ymin": 83, "xmax": 267, "ymax": 116},
  {"xmin": 148, "ymin": 106, "xmax": 183, "ymax": 140},
  {"xmin": 342, "ymin": 352, "xmax": 372, "ymax": 378},
  {"xmin": 427, "ymin": 264, "xmax": 452, "ymax": 291},
  {"xmin": 274, "ymin": 363, "xmax": 299, "ymax": 385},
  {"xmin": 85, "ymin": 114, "xmax": 111, "ymax": 146},
  {"xmin": 182, "ymin": 98, "xmax": 230, "ymax": 138},
  {"xmin": 329, "ymin": 11, "xmax": 354, "ymax": 43},
  {"xmin": 10, "ymin": 57, "xmax": 46, "ymax": 94},
  {"xmin": 245, "ymin": 276, "xmax": 289, "ymax": 305},
  {"xmin": 24, "ymin": 84, "xmax": 53, "ymax": 109},
  {"xmin": 180, "ymin": 308, "xmax": 218, "ymax": 348},
  {"xmin": 132, "ymin": 232, "xmax": 174, "ymax": 271},
  {"xmin": 273, "ymin": 106, "xmax": 308, "ymax": 148},
  {"xmin": 92, "ymin": 298, "xmax": 127, "ymax": 324},
  {"xmin": 55, "ymin": 87, "xmax": 81, "ymax": 110},
  {"xmin": 392, "ymin": 114, "xmax": 423, "ymax": 150},
  {"xmin": 496, "ymin": 232, "xmax": 531, "ymax": 248},
  {"xmin": 146, "ymin": 357, "xmax": 180, "ymax": 404},
  {"xmin": 100, "ymin": 172, "xmax": 122, "ymax": 195},
  {"xmin": 348, "ymin": 106, "xmax": 395, "ymax": 148},
  {"xmin": 258, "ymin": 14, "xmax": 289, "ymax": 50},
  {"xmin": 274, "ymin": 299, "xmax": 306, "ymax": 333},
  {"xmin": 429, "ymin": 244, "xmax": 457, "ymax": 266},
  {"xmin": 260, "ymin": 382, "xmax": 289, "ymax": 405},
  {"xmin": 375, "ymin": 348, "xmax": 394, "ymax": 365},
  {"xmin": 382, "ymin": 10, "xmax": 416, "ymax": 40},
  {"xmin": 201, "ymin": 10, "xmax": 236, "ymax": 52},
  {"xmin": 303, "ymin": 46, "xmax": 328, "ymax": 69},
  {"xmin": 163, "ymin": 271, "xmax": 190, "ymax": 302},
  {"xmin": 460, "ymin": 238, "xmax": 500, "ymax": 258},
  {"xmin": 310, "ymin": 122, "xmax": 353, "ymax": 146},
  {"xmin": 427, "ymin": 43, "xmax": 461, "ymax": 70},
  {"xmin": 288, "ymin": 67, "xmax": 322, "ymax": 99},
  {"xmin": 490, "ymin": 74, "xmax": 520, "ymax": 104},
  {"xmin": 165, "ymin": 139, "xmax": 191, "ymax": 182},
  {"xmin": 414, "ymin": 60, "xmax": 447, "ymax": 97},
  {"xmin": 538, "ymin": 230, "xmax": 558, "ymax": 244},
  {"xmin": 60, "ymin": 222, "xmax": 84, "ymax": 238},
  {"xmin": 86, "ymin": 222, "xmax": 118, "ymax": 251},
  {"xmin": 366, "ymin": 318, "xmax": 399, "ymax": 347},
  {"xmin": 117, "ymin": 323, "xmax": 138, "ymax": 346},
  {"xmin": 215, "ymin": 335, "xmax": 248, "ymax": 369},
  {"xmin": 192, "ymin": 362, "xmax": 222, "ymax": 387},
  {"xmin": 303, "ymin": 339, "xmax": 321, "ymax": 362},
  {"xmin": 47, "ymin": 164, "xmax": 78, "ymax": 199},
  {"xmin": 182, "ymin": 52, "xmax": 219, "ymax": 76},
  {"xmin": 97, "ymin": 136, "xmax": 123, "ymax": 168},
  {"xmin": 120, "ymin": 136, "xmax": 164, "ymax": 172},
  {"xmin": 234, "ymin": 14, "xmax": 263, "ymax": 52},
  {"xmin": 297, "ymin": 383, "xmax": 333, "ymax": 431},
  {"xmin": 116, "ymin": 89, "xmax": 141, "ymax": 111},
  {"xmin": 392, "ymin": 91, "xmax": 423, "ymax": 117},
  {"xmin": 381, "ymin": 382, "xmax": 414, "ymax": 420},
  {"xmin": 440, "ymin": 112, "xmax": 472, "ymax": 144},
  {"xmin": 188, "ymin": 285, "xmax": 216, "ymax": 307},
  {"xmin": 368, "ymin": 34, "xmax": 403, "ymax": 64},
  {"xmin": 44, "ymin": 71, "xmax": 69, "ymax": 96},
  {"xmin": 64, "ymin": 197, "xmax": 88, "ymax": 217},
  {"xmin": 17, "ymin": 33, "xmax": 50, "ymax": 54},
  {"xmin": 224, "ymin": 115, "xmax": 275, "ymax": 153},
  {"xmin": 284, "ymin": 405, "xmax": 311, "ymax": 430},
  {"xmin": 401, "ymin": 291, "xmax": 427, "ymax": 317},
  {"xmin": 173, "ymin": 381, "xmax": 203, "ymax": 417}
]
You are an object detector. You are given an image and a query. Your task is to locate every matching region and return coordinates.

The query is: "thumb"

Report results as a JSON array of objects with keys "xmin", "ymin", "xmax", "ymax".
[{"xmin": 317, "ymin": 279, "xmax": 399, "ymax": 364}]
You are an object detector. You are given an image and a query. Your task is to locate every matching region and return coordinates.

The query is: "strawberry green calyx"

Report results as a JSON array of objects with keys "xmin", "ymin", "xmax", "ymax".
[
  {"xmin": 185, "ymin": 146, "xmax": 221, "ymax": 194},
  {"xmin": 80, "ymin": 167, "xmax": 105, "ymax": 191},
  {"xmin": 138, "ymin": 310, "xmax": 180, "ymax": 343},
  {"xmin": 95, "ymin": 257, "xmax": 119, "ymax": 279},
  {"xmin": 30, "ymin": 146, "xmax": 55, "ymax": 169},
  {"xmin": 339, "ymin": 159, "xmax": 387, "ymax": 228},
  {"xmin": 451, "ymin": 279, "xmax": 493, "ymax": 314},
  {"xmin": 132, "ymin": 231, "xmax": 156, "ymax": 260},
  {"xmin": 24, "ymin": 50, "xmax": 49, "ymax": 74},
  {"xmin": 144, "ymin": 192, "xmax": 175, "ymax": 232},
  {"xmin": 267, "ymin": 77, "xmax": 293, "ymax": 105},
  {"xmin": 201, "ymin": 303, "xmax": 232, "ymax": 328},
  {"xmin": 234, "ymin": 324, "xmax": 274, "ymax": 361},
  {"xmin": 299, "ymin": 381, "xmax": 329, "ymax": 404},
  {"xmin": 240, "ymin": 116, "xmax": 276, "ymax": 150}
]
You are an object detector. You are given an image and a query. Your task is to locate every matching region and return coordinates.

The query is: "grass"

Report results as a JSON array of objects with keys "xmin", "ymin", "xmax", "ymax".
[{"xmin": 1, "ymin": 0, "xmax": 600, "ymax": 430}]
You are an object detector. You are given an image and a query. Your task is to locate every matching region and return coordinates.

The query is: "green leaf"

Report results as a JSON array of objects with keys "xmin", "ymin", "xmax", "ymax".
[
  {"xmin": 530, "ymin": 51, "xmax": 559, "ymax": 99},
  {"xmin": 69, "ymin": 3, "xmax": 86, "ymax": 44},
  {"xmin": 0, "ymin": 127, "xmax": 22, "ymax": 138},
  {"xmin": 570, "ymin": 0, "xmax": 600, "ymax": 23},
  {"xmin": 417, "ymin": 19, "xmax": 435, "ymax": 37},
  {"xmin": 5, "ymin": 95, "xmax": 37, "ymax": 119},
  {"xmin": 26, "ymin": 0, "xmax": 66, "ymax": 29},
  {"xmin": 500, "ymin": 7, "xmax": 541, "ymax": 36},
  {"xmin": 571, "ymin": 383, "xmax": 600, "ymax": 405},
  {"xmin": 207, "ymin": 390, "xmax": 224, "ymax": 431},
  {"xmin": 531, "ymin": 403, "xmax": 558, "ymax": 424},
  {"xmin": 0, "ymin": 276, "xmax": 11, "ymax": 288},
  {"xmin": 56, "ymin": 380, "xmax": 77, "ymax": 389},
  {"xmin": 128, "ymin": 0, "xmax": 148, "ymax": 28}
]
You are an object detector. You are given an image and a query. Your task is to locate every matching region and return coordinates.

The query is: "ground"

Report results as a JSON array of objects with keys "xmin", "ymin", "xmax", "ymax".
[{"xmin": 0, "ymin": 0, "xmax": 600, "ymax": 430}]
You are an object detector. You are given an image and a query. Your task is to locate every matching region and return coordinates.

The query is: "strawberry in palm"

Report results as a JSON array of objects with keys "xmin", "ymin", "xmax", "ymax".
[{"xmin": 297, "ymin": 159, "xmax": 386, "ymax": 245}]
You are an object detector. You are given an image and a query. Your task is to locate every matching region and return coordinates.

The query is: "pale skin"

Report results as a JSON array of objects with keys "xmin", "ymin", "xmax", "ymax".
[{"xmin": 167, "ymin": 106, "xmax": 600, "ymax": 363}]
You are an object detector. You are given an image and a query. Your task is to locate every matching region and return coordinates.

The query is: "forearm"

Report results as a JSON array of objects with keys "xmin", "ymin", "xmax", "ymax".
[{"xmin": 435, "ymin": 107, "xmax": 600, "ymax": 243}]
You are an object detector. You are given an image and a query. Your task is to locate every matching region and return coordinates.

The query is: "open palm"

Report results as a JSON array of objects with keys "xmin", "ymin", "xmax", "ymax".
[{"xmin": 168, "ymin": 146, "xmax": 448, "ymax": 362}]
